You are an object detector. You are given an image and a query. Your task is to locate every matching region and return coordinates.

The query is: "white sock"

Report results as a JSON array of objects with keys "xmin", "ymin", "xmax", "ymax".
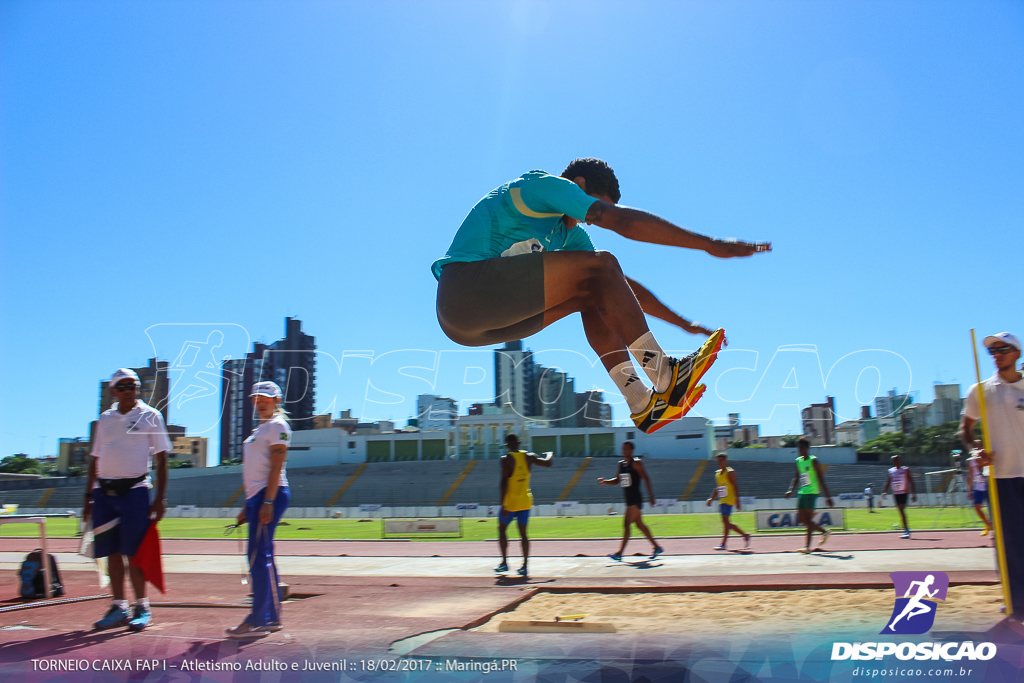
[
  {"xmin": 609, "ymin": 361, "xmax": 653, "ymax": 414},
  {"xmin": 628, "ymin": 332, "xmax": 672, "ymax": 393},
  {"xmin": 136, "ymin": 597, "xmax": 150, "ymax": 609},
  {"xmin": 114, "ymin": 599, "xmax": 129, "ymax": 610}
]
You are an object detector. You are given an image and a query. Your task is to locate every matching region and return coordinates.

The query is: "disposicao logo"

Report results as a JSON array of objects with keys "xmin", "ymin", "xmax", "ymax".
[
  {"xmin": 882, "ymin": 571, "xmax": 949, "ymax": 635},
  {"xmin": 831, "ymin": 571, "xmax": 997, "ymax": 663}
]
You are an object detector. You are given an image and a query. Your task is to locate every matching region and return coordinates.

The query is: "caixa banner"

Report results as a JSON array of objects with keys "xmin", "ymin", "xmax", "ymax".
[{"xmin": 755, "ymin": 509, "xmax": 844, "ymax": 531}]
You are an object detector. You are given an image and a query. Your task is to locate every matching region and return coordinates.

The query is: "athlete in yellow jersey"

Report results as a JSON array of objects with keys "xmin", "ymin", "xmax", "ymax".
[
  {"xmin": 497, "ymin": 434, "xmax": 553, "ymax": 577},
  {"xmin": 705, "ymin": 453, "xmax": 751, "ymax": 551}
]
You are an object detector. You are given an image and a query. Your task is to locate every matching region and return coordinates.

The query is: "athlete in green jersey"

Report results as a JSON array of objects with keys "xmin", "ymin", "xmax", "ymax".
[{"xmin": 784, "ymin": 437, "xmax": 834, "ymax": 553}]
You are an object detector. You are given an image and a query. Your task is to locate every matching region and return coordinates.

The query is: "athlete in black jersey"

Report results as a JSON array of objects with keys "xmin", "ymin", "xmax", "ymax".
[{"xmin": 597, "ymin": 441, "xmax": 664, "ymax": 561}]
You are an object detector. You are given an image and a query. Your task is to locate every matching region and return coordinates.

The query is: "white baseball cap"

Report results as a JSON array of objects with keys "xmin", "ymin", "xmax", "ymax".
[
  {"xmin": 983, "ymin": 332, "xmax": 1021, "ymax": 352},
  {"xmin": 250, "ymin": 381, "xmax": 283, "ymax": 398},
  {"xmin": 110, "ymin": 368, "xmax": 140, "ymax": 387}
]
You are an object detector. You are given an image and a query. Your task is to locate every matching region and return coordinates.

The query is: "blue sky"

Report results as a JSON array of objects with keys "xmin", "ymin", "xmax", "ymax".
[{"xmin": 1, "ymin": 1, "xmax": 1021, "ymax": 462}]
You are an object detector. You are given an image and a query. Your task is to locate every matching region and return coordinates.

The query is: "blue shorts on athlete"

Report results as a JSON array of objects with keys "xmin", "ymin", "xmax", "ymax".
[
  {"xmin": 719, "ymin": 503, "xmax": 734, "ymax": 516},
  {"xmin": 973, "ymin": 489, "xmax": 988, "ymax": 506},
  {"xmin": 91, "ymin": 487, "xmax": 151, "ymax": 558},
  {"xmin": 499, "ymin": 509, "xmax": 531, "ymax": 526}
]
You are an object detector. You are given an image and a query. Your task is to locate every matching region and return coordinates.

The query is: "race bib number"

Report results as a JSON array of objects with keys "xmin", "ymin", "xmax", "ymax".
[
  {"xmin": 619, "ymin": 473, "xmax": 632, "ymax": 488},
  {"xmin": 717, "ymin": 486, "xmax": 727, "ymax": 498},
  {"xmin": 892, "ymin": 480, "xmax": 907, "ymax": 494},
  {"xmin": 798, "ymin": 472, "xmax": 810, "ymax": 488}
]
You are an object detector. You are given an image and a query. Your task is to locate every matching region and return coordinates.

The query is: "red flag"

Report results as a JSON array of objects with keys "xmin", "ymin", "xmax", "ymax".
[{"xmin": 130, "ymin": 523, "xmax": 165, "ymax": 594}]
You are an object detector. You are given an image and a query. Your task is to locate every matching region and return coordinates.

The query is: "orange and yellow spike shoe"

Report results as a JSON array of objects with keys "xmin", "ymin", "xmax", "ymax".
[
  {"xmin": 647, "ymin": 384, "xmax": 707, "ymax": 434},
  {"xmin": 677, "ymin": 382, "xmax": 708, "ymax": 418},
  {"xmin": 659, "ymin": 329, "xmax": 725, "ymax": 408},
  {"xmin": 631, "ymin": 393, "xmax": 684, "ymax": 434}
]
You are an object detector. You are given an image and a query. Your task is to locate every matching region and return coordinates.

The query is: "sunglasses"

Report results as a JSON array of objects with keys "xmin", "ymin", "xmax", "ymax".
[
  {"xmin": 988, "ymin": 346, "xmax": 1017, "ymax": 356},
  {"xmin": 112, "ymin": 383, "xmax": 138, "ymax": 391}
]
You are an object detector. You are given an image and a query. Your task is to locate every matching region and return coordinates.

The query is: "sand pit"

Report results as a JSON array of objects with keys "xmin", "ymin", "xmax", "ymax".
[{"xmin": 475, "ymin": 586, "xmax": 1005, "ymax": 635}]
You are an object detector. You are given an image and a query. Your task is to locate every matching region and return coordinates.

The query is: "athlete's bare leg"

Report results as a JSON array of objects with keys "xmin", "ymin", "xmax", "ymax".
[
  {"xmin": 616, "ymin": 510, "xmax": 633, "ymax": 555},
  {"xmin": 541, "ymin": 251, "xmax": 650, "ymax": 360},
  {"xmin": 497, "ymin": 523, "xmax": 509, "ymax": 564},
  {"xmin": 517, "ymin": 523, "xmax": 529, "ymax": 568},
  {"xmin": 633, "ymin": 516, "xmax": 658, "ymax": 548}
]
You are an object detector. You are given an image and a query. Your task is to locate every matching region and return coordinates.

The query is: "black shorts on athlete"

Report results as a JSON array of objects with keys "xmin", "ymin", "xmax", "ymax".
[{"xmin": 436, "ymin": 254, "xmax": 545, "ymax": 346}]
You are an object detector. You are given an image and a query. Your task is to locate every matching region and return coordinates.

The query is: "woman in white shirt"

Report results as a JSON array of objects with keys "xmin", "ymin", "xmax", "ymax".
[{"xmin": 226, "ymin": 381, "xmax": 291, "ymax": 639}]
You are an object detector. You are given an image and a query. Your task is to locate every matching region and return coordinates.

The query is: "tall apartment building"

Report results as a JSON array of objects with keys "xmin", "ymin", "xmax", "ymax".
[
  {"xmin": 930, "ymin": 384, "xmax": 963, "ymax": 426},
  {"xmin": 220, "ymin": 343, "xmax": 267, "ymax": 464},
  {"xmin": 573, "ymin": 390, "xmax": 611, "ymax": 428},
  {"xmin": 874, "ymin": 389, "xmax": 912, "ymax": 419},
  {"xmin": 801, "ymin": 396, "xmax": 837, "ymax": 445},
  {"xmin": 219, "ymin": 317, "xmax": 316, "ymax": 464},
  {"xmin": 494, "ymin": 341, "xmax": 537, "ymax": 417},
  {"xmin": 416, "ymin": 395, "xmax": 458, "ymax": 431},
  {"xmin": 265, "ymin": 317, "xmax": 316, "ymax": 428},
  {"xmin": 537, "ymin": 368, "xmax": 576, "ymax": 425},
  {"xmin": 899, "ymin": 403, "xmax": 932, "ymax": 434}
]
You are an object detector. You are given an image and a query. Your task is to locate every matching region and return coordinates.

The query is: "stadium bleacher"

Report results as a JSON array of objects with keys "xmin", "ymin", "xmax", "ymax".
[{"xmin": 0, "ymin": 458, "xmax": 931, "ymax": 510}]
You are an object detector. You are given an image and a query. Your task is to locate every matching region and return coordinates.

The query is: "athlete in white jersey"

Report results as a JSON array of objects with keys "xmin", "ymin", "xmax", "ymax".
[
  {"xmin": 882, "ymin": 455, "xmax": 916, "ymax": 538},
  {"xmin": 966, "ymin": 452, "xmax": 993, "ymax": 536}
]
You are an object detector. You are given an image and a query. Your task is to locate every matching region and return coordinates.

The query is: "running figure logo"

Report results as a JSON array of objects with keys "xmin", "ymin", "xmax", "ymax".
[{"xmin": 881, "ymin": 571, "xmax": 949, "ymax": 635}]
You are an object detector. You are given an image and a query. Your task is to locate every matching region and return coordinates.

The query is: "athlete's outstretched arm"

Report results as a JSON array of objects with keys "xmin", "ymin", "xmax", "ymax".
[
  {"xmin": 586, "ymin": 201, "xmax": 770, "ymax": 258},
  {"xmin": 625, "ymin": 277, "xmax": 721, "ymax": 340}
]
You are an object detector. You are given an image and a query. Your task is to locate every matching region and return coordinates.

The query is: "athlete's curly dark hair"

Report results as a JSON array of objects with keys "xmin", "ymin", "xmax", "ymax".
[{"xmin": 561, "ymin": 157, "xmax": 620, "ymax": 204}]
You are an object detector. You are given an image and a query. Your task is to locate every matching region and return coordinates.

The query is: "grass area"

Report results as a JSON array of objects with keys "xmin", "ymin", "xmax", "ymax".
[{"xmin": 0, "ymin": 506, "xmax": 987, "ymax": 541}]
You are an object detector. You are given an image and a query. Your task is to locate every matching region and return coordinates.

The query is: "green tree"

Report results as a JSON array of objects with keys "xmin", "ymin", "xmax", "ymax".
[
  {"xmin": 781, "ymin": 435, "xmax": 801, "ymax": 448},
  {"xmin": 0, "ymin": 455, "xmax": 41, "ymax": 474},
  {"xmin": 857, "ymin": 432, "xmax": 905, "ymax": 455},
  {"xmin": 728, "ymin": 439, "xmax": 749, "ymax": 449}
]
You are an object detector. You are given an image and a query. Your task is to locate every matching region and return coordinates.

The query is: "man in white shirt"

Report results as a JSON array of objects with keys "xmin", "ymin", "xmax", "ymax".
[
  {"xmin": 83, "ymin": 368, "xmax": 170, "ymax": 632},
  {"xmin": 961, "ymin": 331, "xmax": 1024, "ymax": 618}
]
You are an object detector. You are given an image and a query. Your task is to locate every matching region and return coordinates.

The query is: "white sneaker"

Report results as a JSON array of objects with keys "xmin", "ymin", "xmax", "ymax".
[{"xmin": 225, "ymin": 621, "xmax": 271, "ymax": 639}]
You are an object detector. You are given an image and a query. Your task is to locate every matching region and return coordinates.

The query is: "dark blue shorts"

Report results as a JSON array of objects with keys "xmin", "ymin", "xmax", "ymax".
[
  {"xmin": 91, "ymin": 487, "xmax": 151, "ymax": 558},
  {"xmin": 973, "ymin": 489, "xmax": 988, "ymax": 506},
  {"xmin": 499, "ymin": 509, "xmax": 530, "ymax": 526},
  {"xmin": 719, "ymin": 503, "xmax": 734, "ymax": 516}
]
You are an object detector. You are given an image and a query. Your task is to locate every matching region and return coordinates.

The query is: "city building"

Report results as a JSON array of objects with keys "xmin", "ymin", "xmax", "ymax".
[
  {"xmin": 494, "ymin": 341, "xmax": 537, "ymax": 417},
  {"xmin": 835, "ymin": 420, "xmax": 862, "ymax": 446},
  {"xmin": 573, "ymin": 391, "xmax": 611, "ymax": 428},
  {"xmin": 265, "ymin": 317, "xmax": 316, "ymax": 429},
  {"xmin": 899, "ymin": 403, "xmax": 932, "ymax": 434},
  {"xmin": 874, "ymin": 389, "xmax": 912, "ymax": 419},
  {"xmin": 219, "ymin": 317, "xmax": 316, "ymax": 464},
  {"xmin": 416, "ymin": 395, "xmax": 458, "ymax": 431},
  {"xmin": 801, "ymin": 396, "xmax": 836, "ymax": 445},
  {"xmin": 169, "ymin": 436, "xmax": 208, "ymax": 468},
  {"xmin": 220, "ymin": 342, "xmax": 268, "ymax": 464},
  {"xmin": 56, "ymin": 437, "xmax": 91, "ymax": 474},
  {"xmin": 537, "ymin": 368, "xmax": 576, "ymax": 425},
  {"xmin": 714, "ymin": 413, "xmax": 742, "ymax": 444},
  {"xmin": 930, "ymin": 384, "xmax": 964, "ymax": 426}
]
